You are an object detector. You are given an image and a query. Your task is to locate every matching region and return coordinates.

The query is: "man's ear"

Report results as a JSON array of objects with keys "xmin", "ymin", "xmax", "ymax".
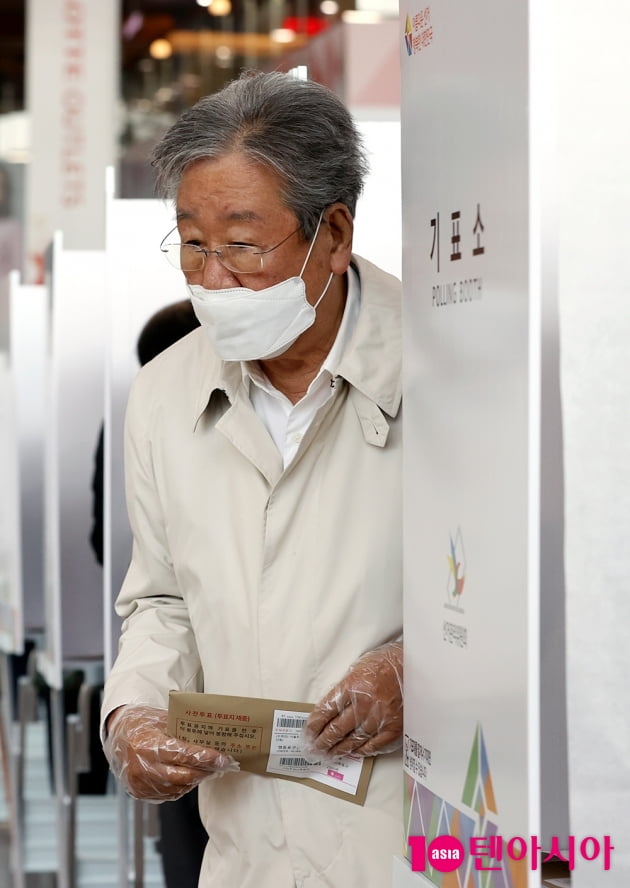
[{"xmin": 324, "ymin": 203, "xmax": 354, "ymax": 275}]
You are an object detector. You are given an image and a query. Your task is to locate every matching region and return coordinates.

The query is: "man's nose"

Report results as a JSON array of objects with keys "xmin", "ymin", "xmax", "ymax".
[{"xmin": 200, "ymin": 252, "xmax": 240, "ymax": 290}]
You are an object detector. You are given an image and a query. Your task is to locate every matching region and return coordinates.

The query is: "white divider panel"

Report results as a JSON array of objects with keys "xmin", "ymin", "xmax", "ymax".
[
  {"xmin": 353, "ymin": 116, "xmax": 401, "ymax": 280},
  {"xmin": 25, "ymin": 0, "xmax": 118, "ymax": 277},
  {"xmin": 0, "ymin": 343, "xmax": 22, "ymax": 654},
  {"xmin": 556, "ymin": 1, "xmax": 630, "ymax": 883},
  {"xmin": 40, "ymin": 234, "xmax": 106, "ymax": 689},
  {"xmin": 0, "ymin": 271, "xmax": 23, "ymax": 654},
  {"xmin": 9, "ymin": 277, "xmax": 47, "ymax": 640},
  {"xmin": 104, "ymin": 176, "xmax": 189, "ymax": 676},
  {"xmin": 398, "ymin": 1, "xmax": 567, "ymax": 886}
]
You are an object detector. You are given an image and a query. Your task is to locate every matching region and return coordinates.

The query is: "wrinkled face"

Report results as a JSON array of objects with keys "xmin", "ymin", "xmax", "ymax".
[{"xmin": 175, "ymin": 152, "xmax": 331, "ymax": 306}]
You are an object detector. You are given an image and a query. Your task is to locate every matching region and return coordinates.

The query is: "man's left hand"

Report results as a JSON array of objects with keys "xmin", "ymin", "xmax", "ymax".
[{"xmin": 302, "ymin": 641, "xmax": 403, "ymax": 759}]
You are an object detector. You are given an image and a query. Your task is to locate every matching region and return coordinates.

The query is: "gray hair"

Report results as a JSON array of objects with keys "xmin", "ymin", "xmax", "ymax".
[{"xmin": 151, "ymin": 71, "xmax": 369, "ymax": 238}]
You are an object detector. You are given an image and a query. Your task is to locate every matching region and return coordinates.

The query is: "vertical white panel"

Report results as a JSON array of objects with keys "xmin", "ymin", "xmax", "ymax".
[
  {"xmin": 25, "ymin": 0, "xmax": 119, "ymax": 279},
  {"xmin": 557, "ymin": 0, "xmax": 630, "ymax": 883},
  {"xmin": 0, "ymin": 340, "xmax": 23, "ymax": 654},
  {"xmin": 10, "ymin": 279, "xmax": 47, "ymax": 636},
  {"xmin": 41, "ymin": 235, "xmax": 106, "ymax": 688},
  {"xmin": 530, "ymin": 0, "xmax": 571, "ymax": 855},
  {"xmin": 104, "ymin": 181, "xmax": 190, "ymax": 675},
  {"xmin": 353, "ymin": 117, "xmax": 402, "ymax": 280},
  {"xmin": 399, "ymin": 1, "xmax": 561, "ymax": 885}
]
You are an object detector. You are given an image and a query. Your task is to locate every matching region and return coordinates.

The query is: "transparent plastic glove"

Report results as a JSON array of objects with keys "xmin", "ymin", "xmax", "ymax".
[
  {"xmin": 302, "ymin": 641, "xmax": 403, "ymax": 759},
  {"xmin": 103, "ymin": 705, "xmax": 240, "ymax": 802}
]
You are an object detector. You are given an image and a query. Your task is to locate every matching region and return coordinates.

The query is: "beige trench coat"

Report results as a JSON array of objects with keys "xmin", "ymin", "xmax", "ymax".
[{"xmin": 102, "ymin": 255, "xmax": 404, "ymax": 887}]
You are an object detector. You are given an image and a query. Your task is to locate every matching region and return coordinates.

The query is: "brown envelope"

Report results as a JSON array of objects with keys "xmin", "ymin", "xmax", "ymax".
[{"xmin": 168, "ymin": 690, "xmax": 374, "ymax": 806}]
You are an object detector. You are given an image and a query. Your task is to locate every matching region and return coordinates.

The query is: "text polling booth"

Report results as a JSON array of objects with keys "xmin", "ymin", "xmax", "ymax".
[{"xmin": 396, "ymin": 2, "xmax": 570, "ymax": 887}]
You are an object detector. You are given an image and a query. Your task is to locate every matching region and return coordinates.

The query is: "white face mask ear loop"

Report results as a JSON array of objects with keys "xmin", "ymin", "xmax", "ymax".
[
  {"xmin": 300, "ymin": 209, "xmax": 333, "ymax": 311},
  {"xmin": 298, "ymin": 210, "xmax": 325, "ymax": 278},
  {"xmin": 313, "ymin": 272, "xmax": 334, "ymax": 310}
]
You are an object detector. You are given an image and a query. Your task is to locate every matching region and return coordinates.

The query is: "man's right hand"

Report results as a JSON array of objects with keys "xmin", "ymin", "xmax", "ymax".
[{"xmin": 103, "ymin": 705, "xmax": 239, "ymax": 801}]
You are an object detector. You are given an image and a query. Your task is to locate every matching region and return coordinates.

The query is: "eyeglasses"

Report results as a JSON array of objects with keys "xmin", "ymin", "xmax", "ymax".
[{"xmin": 159, "ymin": 225, "xmax": 302, "ymax": 275}]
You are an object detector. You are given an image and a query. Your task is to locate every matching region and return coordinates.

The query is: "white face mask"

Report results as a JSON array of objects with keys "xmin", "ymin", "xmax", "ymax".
[{"xmin": 188, "ymin": 216, "xmax": 334, "ymax": 362}]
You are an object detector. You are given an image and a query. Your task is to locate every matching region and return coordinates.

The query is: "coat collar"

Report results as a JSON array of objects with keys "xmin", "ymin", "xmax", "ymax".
[
  {"xmin": 337, "ymin": 255, "xmax": 401, "ymax": 419},
  {"xmin": 191, "ymin": 253, "xmax": 401, "ymax": 428}
]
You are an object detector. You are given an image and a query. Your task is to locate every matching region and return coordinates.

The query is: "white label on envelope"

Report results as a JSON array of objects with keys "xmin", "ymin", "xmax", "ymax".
[{"xmin": 266, "ymin": 708, "xmax": 364, "ymax": 796}]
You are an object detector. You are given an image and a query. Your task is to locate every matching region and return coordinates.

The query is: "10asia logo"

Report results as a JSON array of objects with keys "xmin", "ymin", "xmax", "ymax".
[
  {"xmin": 408, "ymin": 833, "xmax": 615, "ymax": 875},
  {"xmin": 410, "ymin": 835, "xmax": 465, "ymax": 873}
]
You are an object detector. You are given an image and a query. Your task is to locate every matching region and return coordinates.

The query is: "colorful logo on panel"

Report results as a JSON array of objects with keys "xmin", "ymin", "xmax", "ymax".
[
  {"xmin": 404, "ymin": 725, "xmax": 527, "ymax": 888},
  {"xmin": 446, "ymin": 527, "xmax": 466, "ymax": 612}
]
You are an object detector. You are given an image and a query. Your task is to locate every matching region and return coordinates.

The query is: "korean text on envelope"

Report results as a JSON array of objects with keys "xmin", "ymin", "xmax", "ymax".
[{"xmin": 167, "ymin": 691, "xmax": 374, "ymax": 806}]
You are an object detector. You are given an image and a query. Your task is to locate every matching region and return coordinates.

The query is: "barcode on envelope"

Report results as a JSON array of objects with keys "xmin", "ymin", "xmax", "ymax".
[
  {"xmin": 277, "ymin": 716, "xmax": 307, "ymax": 729},
  {"xmin": 278, "ymin": 757, "xmax": 312, "ymax": 767}
]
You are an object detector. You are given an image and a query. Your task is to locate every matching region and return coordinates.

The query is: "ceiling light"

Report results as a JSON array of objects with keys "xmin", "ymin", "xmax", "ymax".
[
  {"xmin": 215, "ymin": 45, "xmax": 234, "ymax": 68},
  {"xmin": 270, "ymin": 28, "xmax": 296, "ymax": 44},
  {"xmin": 208, "ymin": 0, "xmax": 232, "ymax": 15},
  {"xmin": 149, "ymin": 39, "xmax": 173, "ymax": 60},
  {"xmin": 320, "ymin": 1, "xmax": 339, "ymax": 14}
]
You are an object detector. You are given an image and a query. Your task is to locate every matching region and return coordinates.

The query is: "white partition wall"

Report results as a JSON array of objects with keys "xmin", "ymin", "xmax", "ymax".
[
  {"xmin": 25, "ymin": 0, "xmax": 119, "ymax": 281},
  {"xmin": 353, "ymin": 117, "xmax": 401, "ymax": 281},
  {"xmin": 104, "ymin": 176, "xmax": 190, "ymax": 675},
  {"xmin": 9, "ymin": 279, "xmax": 47, "ymax": 637},
  {"xmin": 0, "ymin": 343, "xmax": 22, "ymax": 655},
  {"xmin": 2, "ymin": 274, "xmax": 47, "ymax": 888},
  {"xmin": 40, "ymin": 234, "xmax": 106, "ymax": 689},
  {"xmin": 397, "ymin": 2, "xmax": 567, "ymax": 887},
  {"xmin": 557, "ymin": 1, "xmax": 630, "ymax": 884},
  {"xmin": 398, "ymin": 1, "xmax": 630, "ymax": 887},
  {"xmin": 0, "ymin": 336, "xmax": 25, "ymax": 884}
]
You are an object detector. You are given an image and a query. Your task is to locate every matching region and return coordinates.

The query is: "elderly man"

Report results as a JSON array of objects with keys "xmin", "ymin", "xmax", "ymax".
[{"xmin": 102, "ymin": 71, "xmax": 403, "ymax": 888}]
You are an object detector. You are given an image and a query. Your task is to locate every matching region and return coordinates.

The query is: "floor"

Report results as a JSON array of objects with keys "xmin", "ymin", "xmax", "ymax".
[{"xmin": 0, "ymin": 717, "xmax": 165, "ymax": 888}]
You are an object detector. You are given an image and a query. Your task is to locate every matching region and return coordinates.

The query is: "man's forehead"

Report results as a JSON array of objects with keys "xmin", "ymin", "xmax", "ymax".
[{"xmin": 174, "ymin": 155, "xmax": 292, "ymax": 225}]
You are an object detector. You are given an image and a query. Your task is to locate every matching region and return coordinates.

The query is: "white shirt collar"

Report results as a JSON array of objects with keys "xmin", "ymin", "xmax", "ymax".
[{"xmin": 243, "ymin": 266, "xmax": 361, "ymax": 467}]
